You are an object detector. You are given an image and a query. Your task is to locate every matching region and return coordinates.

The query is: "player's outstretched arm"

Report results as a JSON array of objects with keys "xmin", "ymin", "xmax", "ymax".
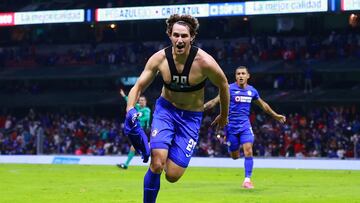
[
  {"xmin": 119, "ymin": 88, "xmax": 129, "ymax": 102},
  {"xmin": 126, "ymin": 55, "xmax": 159, "ymax": 112},
  {"xmin": 205, "ymin": 56, "xmax": 229, "ymax": 129},
  {"xmin": 253, "ymin": 98, "xmax": 286, "ymax": 123},
  {"xmin": 204, "ymin": 95, "xmax": 220, "ymax": 111},
  {"xmin": 123, "ymin": 54, "xmax": 159, "ymax": 163},
  {"xmin": 120, "ymin": 89, "xmax": 126, "ymax": 97}
]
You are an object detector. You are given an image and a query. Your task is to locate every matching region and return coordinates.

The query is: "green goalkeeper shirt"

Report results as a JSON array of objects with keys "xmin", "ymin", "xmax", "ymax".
[{"xmin": 124, "ymin": 96, "xmax": 151, "ymax": 129}]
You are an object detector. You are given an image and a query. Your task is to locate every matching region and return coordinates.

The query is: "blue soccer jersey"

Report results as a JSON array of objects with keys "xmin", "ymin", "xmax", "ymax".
[{"xmin": 226, "ymin": 83, "xmax": 259, "ymax": 151}]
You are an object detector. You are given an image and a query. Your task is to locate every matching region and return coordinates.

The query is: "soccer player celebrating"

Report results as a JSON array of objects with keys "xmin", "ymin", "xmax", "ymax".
[
  {"xmin": 118, "ymin": 88, "xmax": 151, "ymax": 169},
  {"xmin": 123, "ymin": 14, "xmax": 229, "ymax": 203},
  {"xmin": 204, "ymin": 66, "xmax": 286, "ymax": 189}
]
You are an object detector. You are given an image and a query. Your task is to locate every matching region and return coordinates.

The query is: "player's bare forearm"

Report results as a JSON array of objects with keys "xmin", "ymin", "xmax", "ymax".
[
  {"xmin": 255, "ymin": 98, "xmax": 286, "ymax": 123},
  {"xmin": 119, "ymin": 89, "xmax": 129, "ymax": 103},
  {"xmin": 125, "ymin": 70, "xmax": 152, "ymax": 111},
  {"xmin": 204, "ymin": 95, "xmax": 220, "ymax": 110},
  {"xmin": 126, "ymin": 86, "xmax": 141, "ymax": 111},
  {"xmin": 218, "ymin": 83, "xmax": 229, "ymax": 117},
  {"xmin": 210, "ymin": 89, "xmax": 229, "ymax": 129},
  {"xmin": 258, "ymin": 99, "xmax": 276, "ymax": 116},
  {"xmin": 120, "ymin": 89, "xmax": 126, "ymax": 97},
  {"xmin": 204, "ymin": 55, "xmax": 229, "ymax": 128},
  {"xmin": 126, "ymin": 55, "xmax": 158, "ymax": 112},
  {"xmin": 205, "ymin": 60, "xmax": 229, "ymax": 116}
]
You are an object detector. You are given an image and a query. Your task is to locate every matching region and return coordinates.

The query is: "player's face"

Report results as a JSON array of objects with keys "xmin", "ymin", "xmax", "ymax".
[
  {"xmin": 138, "ymin": 97, "xmax": 147, "ymax": 107},
  {"xmin": 235, "ymin": 68, "xmax": 250, "ymax": 86},
  {"xmin": 170, "ymin": 23, "xmax": 193, "ymax": 55}
]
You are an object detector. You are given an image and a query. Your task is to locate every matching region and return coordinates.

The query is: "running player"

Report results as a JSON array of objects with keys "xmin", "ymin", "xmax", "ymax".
[
  {"xmin": 204, "ymin": 66, "xmax": 286, "ymax": 189},
  {"xmin": 124, "ymin": 14, "xmax": 230, "ymax": 203}
]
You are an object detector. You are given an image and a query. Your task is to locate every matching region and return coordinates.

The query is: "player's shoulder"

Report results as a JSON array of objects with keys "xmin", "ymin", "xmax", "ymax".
[
  {"xmin": 246, "ymin": 84, "xmax": 259, "ymax": 94},
  {"xmin": 195, "ymin": 47, "xmax": 217, "ymax": 67},
  {"xmin": 148, "ymin": 49, "xmax": 166, "ymax": 65},
  {"xmin": 229, "ymin": 82, "xmax": 236, "ymax": 88}
]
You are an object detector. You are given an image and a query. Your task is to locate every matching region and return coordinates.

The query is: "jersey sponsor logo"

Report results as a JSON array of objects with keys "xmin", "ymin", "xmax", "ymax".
[
  {"xmin": 234, "ymin": 96, "xmax": 252, "ymax": 103},
  {"xmin": 151, "ymin": 129, "xmax": 158, "ymax": 137}
]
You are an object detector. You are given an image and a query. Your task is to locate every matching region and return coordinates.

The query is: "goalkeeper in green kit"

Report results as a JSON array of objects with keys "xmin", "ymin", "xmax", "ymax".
[{"xmin": 118, "ymin": 88, "xmax": 151, "ymax": 169}]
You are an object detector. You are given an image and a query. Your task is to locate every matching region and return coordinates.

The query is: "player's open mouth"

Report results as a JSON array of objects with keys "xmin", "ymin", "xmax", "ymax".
[{"xmin": 176, "ymin": 44, "xmax": 185, "ymax": 49}]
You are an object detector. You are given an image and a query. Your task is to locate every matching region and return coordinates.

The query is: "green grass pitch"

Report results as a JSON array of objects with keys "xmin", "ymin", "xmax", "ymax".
[{"xmin": 1, "ymin": 164, "xmax": 360, "ymax": 203}]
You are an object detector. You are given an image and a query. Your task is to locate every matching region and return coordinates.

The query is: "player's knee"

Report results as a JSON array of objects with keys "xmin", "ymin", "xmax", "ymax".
[
  {"xmin": 244, "ymin": 149, "xmax": 253, "ymax": 157},
  {"xmin": 150, "ymin": 160, "xmax": 166, "ymax": 173},
  {"xmin": 244, "ymin": 152, "xmax": 253, "ymax": 157},
  {"xmin": 165, "ymin": 174, "xmax": 180, "ymax": 183}
]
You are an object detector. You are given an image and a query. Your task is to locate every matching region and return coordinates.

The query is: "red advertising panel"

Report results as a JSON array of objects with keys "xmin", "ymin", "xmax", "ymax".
[{"xmin": 0, "ymin": 12, "xmax": 15, "ymax": 26}]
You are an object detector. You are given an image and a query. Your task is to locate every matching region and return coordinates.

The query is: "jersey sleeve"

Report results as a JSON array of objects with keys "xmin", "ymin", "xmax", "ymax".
[
  {"xmin": 253, "ymin": 88, "xmax": 260, "ymax": 100},
  {"xmin": 123, "ymin": 95, "xmax": 128, "ymax": 102}
]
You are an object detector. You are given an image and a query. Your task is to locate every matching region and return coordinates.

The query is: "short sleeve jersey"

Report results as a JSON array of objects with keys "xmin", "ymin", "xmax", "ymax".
[{"xmin": 227, "ymin": 83, "xmax": 259, "ymax": 127}]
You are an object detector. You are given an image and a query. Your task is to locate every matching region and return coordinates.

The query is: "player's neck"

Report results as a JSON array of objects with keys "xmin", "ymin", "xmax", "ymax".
[
  {"xmin": 173, "ymin": 47, "xmax": 191, "ymax": 64},
  {"xmin": 237, "ymin": 82, "xmax": 247, "ymax": 89},
  {"xmin": 173, "ymin": 55, "xmax": 186, "ymax": 64}
]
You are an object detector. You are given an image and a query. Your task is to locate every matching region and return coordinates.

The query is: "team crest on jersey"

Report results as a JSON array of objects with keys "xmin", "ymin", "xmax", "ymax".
[
  {"xmin": 247, "ymin": 90, "xmax": 252, "ymax": 96},
  {"xmin": 152, "ymin": 129, "xmax": 158, "ymax": 137}
]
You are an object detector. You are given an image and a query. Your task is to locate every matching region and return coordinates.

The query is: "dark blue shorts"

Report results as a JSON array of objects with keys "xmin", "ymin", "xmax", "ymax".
[
  {"xmin": 226, "ymin": 125, "xmax": 254, "ymax": 152},
  {"xmin": 150, "ymin": 97, "xmax": 203, "ymax": 168}
]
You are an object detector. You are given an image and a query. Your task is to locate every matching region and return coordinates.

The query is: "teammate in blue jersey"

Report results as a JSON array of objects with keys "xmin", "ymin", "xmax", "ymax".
[
  {"xmin": 205, "ymin": 66, "xmax": 286, "ymax": 189},
  {"xmin": 124, "ymin": 14, "xmax": 229, "ymax": 203}
]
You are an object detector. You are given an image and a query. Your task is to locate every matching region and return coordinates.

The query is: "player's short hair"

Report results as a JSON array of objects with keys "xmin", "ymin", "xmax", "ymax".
[
  {"xmin": 235, "ymin": 66, "xmax": 249, "ymax": 73},
  {"xmin": 166, "ymin": 14, "xmax": 199, "ymax": 38},
  {"xmin": 139, "ymin": 95, "xmax": 147, "ymax": 100}
]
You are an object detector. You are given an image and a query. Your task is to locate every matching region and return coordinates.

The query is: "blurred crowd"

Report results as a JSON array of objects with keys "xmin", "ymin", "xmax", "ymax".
[
  {"xmin": 1, "ymin": 31, "xmax": 360, "ymax": 70},
  {"xmin": 200, "ymin": 105, "xmax": 360, "ymax": 159},
  {"xmin": 1, "ymin": 106, "xmax": 359, "ymax": 159},
  {"xmin": 0, "ymin": 109, "xmax": 128, "ymax": 156}
]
